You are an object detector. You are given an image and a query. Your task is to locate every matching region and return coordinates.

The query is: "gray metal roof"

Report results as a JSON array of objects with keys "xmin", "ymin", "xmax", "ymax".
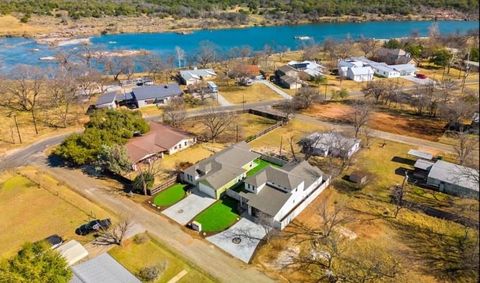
[
  {"xmin": 180, "ymin": 69, "xmax": 216, "ymax": 81},
  {"xmin": 391, "ymin": 64, "xmax": 417, "ymax": 72},
  {"xmin": 95, "ymin": 92, "xmax": 117, "ymax": 106},
  {"xmin": 414, "ymin": 159, "xmax": 434, "ymax": 171},
  {"xmin": 428, "ymin": 160, "xmax": 479, "ymax": 192},
  {"xmin": 71, "ymin": 253, "xmax": 140, "ymax": 283},
  {"xmin": 408, "ymin": 149, "xmax": 433, "ymax": 160},
  {"xmin": 132, "ymin": 83, "xmax": 182, "ymax": 101},
  {"xmin": 349, "ymin": 66, "xmax": 374, "ymax": 75}
]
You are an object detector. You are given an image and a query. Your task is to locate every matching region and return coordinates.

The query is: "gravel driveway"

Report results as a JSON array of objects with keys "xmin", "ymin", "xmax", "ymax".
[{"xmin": 162, "ymin": 190, "xmax": 216, "ymax": 225}]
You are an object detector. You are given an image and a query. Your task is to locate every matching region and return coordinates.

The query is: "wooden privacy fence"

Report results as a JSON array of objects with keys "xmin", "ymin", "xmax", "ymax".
[{"xmin": 148, "ymin": 175, "xmax": 178, "ymax": 195}]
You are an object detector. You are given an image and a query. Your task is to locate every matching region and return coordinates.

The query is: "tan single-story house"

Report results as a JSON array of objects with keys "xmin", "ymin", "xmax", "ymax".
[{"xmin": 126, "ymin": 122, "xmax": 196, "ymax": 170}]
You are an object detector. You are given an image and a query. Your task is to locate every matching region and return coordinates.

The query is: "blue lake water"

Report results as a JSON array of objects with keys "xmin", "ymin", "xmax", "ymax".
[{"xmin": 0, "ymin": 20, "xmax": 478, "ymax": 71}]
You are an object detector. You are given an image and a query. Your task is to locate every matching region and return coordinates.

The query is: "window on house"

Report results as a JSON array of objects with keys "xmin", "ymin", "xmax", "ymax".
[{"xmin": 184, "ymin": 141, "xmax": 187, "ymax": 146}]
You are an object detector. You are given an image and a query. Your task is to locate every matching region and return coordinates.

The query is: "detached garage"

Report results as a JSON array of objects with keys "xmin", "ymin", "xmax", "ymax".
[{"xmin": 71, "ymin": 253, "xmax": 140, "ymax": 283}]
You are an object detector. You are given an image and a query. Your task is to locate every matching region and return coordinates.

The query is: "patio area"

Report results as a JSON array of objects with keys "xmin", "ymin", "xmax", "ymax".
[{"xmin": 206, "ymin": 217, "xmax": 268, "ymax": 263}]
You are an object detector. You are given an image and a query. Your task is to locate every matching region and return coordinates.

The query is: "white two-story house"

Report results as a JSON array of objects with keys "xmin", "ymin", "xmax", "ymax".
[{"xmin": 238, "ymin": 161, "xmax": 329, "ymax": 230}]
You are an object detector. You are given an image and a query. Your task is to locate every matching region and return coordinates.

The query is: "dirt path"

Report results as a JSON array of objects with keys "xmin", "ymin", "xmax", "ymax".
[{"xmin": 33, "ymin": 160, "xmax": 274, "ymax": 283}]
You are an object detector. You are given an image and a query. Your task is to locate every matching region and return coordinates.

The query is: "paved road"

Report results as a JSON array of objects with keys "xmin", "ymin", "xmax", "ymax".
[
  {"xmin": 32, "ymin": 159, "xmax": 274, "ymax": 283},
  {"xmin": 0, "ymin": 132, "xmax": 73, "ymax": 171}
]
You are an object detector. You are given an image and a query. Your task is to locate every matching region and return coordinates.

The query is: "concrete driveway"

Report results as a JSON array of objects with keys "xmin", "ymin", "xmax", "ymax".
[
  {"xmin": 162, "ymin": 190, "xmax": 216, "ymax": 225},
  {"xmin": 207, "ymin": 217, "xmax": 267, "ymax": 263},
  {"xmin": 402, "ymin": 75, "xmax": 435, "ymax": 85}
]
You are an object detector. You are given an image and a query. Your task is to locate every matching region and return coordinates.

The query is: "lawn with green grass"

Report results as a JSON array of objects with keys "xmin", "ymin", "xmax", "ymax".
[
  {"xmin": 109, "ymin": 233, "xmax": 215, "ymax": 283},
  {"xmin": 194, "ymin": 197, "xmax": 239, "ymax": 233},
  {"xmin": 153, "ymin": 183, "xmax": 186, "ymax": 207},
  {"xmin": 246, "ymin": 159, "xmax": 280, "ymax": 177}
]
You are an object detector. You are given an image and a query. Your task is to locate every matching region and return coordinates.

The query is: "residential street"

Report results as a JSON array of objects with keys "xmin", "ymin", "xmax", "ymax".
[{"xmin": 30, "ymin": 156, "xmax": 274, "ymax": 283}]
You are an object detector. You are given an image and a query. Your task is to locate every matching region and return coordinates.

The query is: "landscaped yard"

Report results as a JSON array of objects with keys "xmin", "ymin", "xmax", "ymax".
[
  {"xmin": 0, "ymin": 167, "xmax": 112, "ymax": 257},
  {"xmin": 152, "ymin": 183, "xmax": 187, "ymax": 207},
  {"xmin": 109, "ymin": 233, "xmax": 214, "ymax": 283},
  {"xmin": 219, "ymin": 84, "xmax": 282, "ymax": 104},
  {"xmin": 194, "ymin": 197, "xmax": 240, "ymax": 233},
  {"xmin": 247, "ymin": 159, "xmax": 280, "ymax": 177}
]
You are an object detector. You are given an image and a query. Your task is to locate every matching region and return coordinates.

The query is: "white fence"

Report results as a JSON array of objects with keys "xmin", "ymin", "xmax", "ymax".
[{"xmin": 273, "ymin": 177, "xmax": 331, "ymax": 230}]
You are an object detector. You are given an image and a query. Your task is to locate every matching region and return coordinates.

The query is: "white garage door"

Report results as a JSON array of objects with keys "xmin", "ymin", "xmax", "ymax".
[{"xmin": 199, "ymin": 183, "xmax": 216, "ymax": 198}]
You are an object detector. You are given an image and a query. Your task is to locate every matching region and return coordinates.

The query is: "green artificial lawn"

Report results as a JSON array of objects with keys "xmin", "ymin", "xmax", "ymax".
[
  {"xmin": 246, "ymin": 159, "xmax": 280, "ymax": 177},
  {"xmin": 153, "ymin": 183, "xmax": 186, "ymax": 207},
  {"xmin": 194, "ymin": 197, "xmax": 239, "ymax": 233}
]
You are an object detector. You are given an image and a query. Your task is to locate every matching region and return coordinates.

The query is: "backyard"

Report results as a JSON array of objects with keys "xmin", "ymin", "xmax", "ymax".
[
  {"xmin": 255, "ymin": 138, "xmax": 479, "ymax": 282},
  {"xmin": 247, "ymin": 158, "xmax": 280, "ymax": 177},
  {"xmin": 0, "ymin": 167, "xmax": 112, "ymax": 258},
  {"xmin": 152, "ymin": 183, "xmax": 187, "ymax": 208},
  {"xmin": 109, "ymin": 233, "xmax": 215, "ymax": 283},
  {"xmin": 249, "ymin": 118, "xmax": 327, "ymax": 157},
  {"xmin": 194, "ymin": 197, "xmax": 240, "ymax": 233}
]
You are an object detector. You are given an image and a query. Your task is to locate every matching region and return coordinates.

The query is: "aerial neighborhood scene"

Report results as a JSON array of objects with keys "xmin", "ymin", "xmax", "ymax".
[{"xmin": 1, "ymin": 1, "xmax": 480, "ymax": 282}]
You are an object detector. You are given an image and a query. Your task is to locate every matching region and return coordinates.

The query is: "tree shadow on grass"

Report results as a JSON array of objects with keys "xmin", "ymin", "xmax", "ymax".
[{"xmin": 388, "ymin": 219, "xmax": 479, "ymax": 282}]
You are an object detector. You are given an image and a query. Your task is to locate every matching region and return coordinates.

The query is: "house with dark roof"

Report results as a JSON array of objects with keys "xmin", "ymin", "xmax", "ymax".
[
  {"xmin": 131, "ymin": 83, "xmax": 182, "ymax": 108},
  {"xmin": 374, "ymin": 48, "xmax": 414, "ymax": 65},
  {"xmin": 95, "ymin": 92, "xmax": 118, "ymax": 109},
  {"xmin": 275, "ymin": 65, "xmax": 307, "ymax": 89},
  {"xmin": 126, "ymin": 122, "xmax": 196, "ymax": 170},
  {"xmin": 238, "ymin": 160, "xmax": 328, "ymax": 229},
  {"xmin": 181, "ymin": 142, "xmax": 260, "ymax": 199}
]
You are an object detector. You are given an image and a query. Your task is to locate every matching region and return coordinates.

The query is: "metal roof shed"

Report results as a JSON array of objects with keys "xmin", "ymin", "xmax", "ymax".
[
  {"xmin": 71, "ymin": 253, "xmax": 141, "ymax": 283},
  {"xmin": 408, "ymin": 149, "xmax": 433, "ymax": 160},
  {"xmin": 56, "ymin": 240, "xmax": 89, "ymax": 266}
]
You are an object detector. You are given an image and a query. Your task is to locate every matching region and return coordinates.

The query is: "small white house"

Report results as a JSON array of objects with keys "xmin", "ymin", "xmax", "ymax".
[
  {"xmin": 301, "ymin": 132, "xmax": 361, "ymax": 158},
  {"xmin": 338, "ymin": 59, "xmax": 374, "ymax": 82},
  {"xmin": 372, "ymin": 64, "xmax": 401, "ymax": 78},
  {"xmin": 179, "ymin": 68, "xmax": 217, "ymax": 85}
]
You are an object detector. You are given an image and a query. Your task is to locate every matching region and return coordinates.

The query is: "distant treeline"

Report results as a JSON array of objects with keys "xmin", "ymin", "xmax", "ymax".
[{"xmin": 0, "ymin": 0, "xmax": 478, "ymax": 20}]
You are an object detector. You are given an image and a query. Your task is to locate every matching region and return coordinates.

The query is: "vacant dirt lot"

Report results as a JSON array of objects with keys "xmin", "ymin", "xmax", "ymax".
[{"xmin": 304, "ymin": 102, "xmax": 447, "ymax": 142}]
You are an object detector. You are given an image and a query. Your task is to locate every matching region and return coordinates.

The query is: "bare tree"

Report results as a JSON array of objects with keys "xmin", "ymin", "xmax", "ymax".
[
  {"xmin": 453, "ymin": 130, "xmax": 478, "ymax": 166},
  {"xmin": 163, "ymin": 97, "xmax": 186, "ymax": 127},
  {"xmin": 358, "ymin": 36, "xmax": 378, "ymax": 57},
  {"xmin": 362, "ymin": 80, "xmax": 388, "ymax": 103},
  {"xmin": 48, "ymin": 68, "xmax": 79, "ymax": 128},
  {"xmin": 439, "ymin": 78, "xmax": 458, "ymax": 104},
  {"xmin": 94, "ymin": 218, "xmax": 132, "ymax": 246},
  {"xmin": 102, "ymin": 56, "xmax": 136, "ymax": 81},
  {"xmin": 0, "ymin": 65, "xmax": 46, "ymax": 134},
  {"xmin": 292, "ymin": 86, "xmax": 324, "ymax": 109},
  {"xmin": 195, "ymin": 41, "xmax": 218, "ymax": 68},
  {"xmin": 200, "ymin": 108, "xmax": 237, "ymax": 142},
  {"xmin": 351, "ymin": 100, "xmax": 373, "ymax": 139}
]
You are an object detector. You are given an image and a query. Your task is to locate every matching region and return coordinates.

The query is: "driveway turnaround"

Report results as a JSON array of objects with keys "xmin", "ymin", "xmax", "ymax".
[
  {"xmin": 162, "ymin": 191, "xmax": 216, "ymax": 225},
  {"xmin": 207, "ymin": 217, "xmax": 267, "ymax": 263}
]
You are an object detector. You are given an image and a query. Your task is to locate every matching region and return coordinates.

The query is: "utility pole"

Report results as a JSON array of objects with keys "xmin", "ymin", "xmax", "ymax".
[
  {"xmin": 279, "ymin": 136, "xmax": 283, "ymax": 156},
  {"xmin": 12, "ymin": 114, "xmax": 22, "ymax": 144},
  {"xmin": 236, "ymin": 125, "xmax": 239, "ymax": 142}
]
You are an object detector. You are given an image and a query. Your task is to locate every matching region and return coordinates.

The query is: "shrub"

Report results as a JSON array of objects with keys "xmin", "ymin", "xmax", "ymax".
[
  {"xmin": 133, "ymin": 234, "xmax": 149, "ymax": 245},
  {"xmin": 138, "ymin": 263, "xmax": 166, "ymax": 281}
]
